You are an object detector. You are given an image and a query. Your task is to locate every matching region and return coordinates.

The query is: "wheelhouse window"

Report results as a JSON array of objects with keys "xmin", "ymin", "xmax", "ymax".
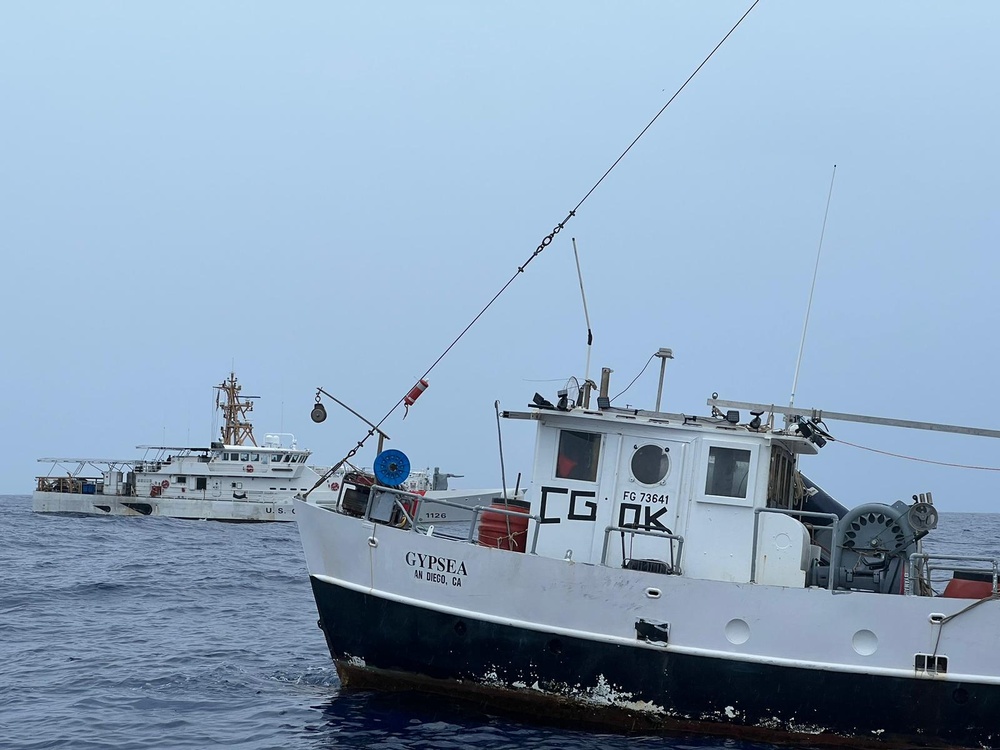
[
  {"xmin": 555, "ymin": 430, "xmax": 601, "ymax": 482},
  {"xmin": 705, "ymin": 446, "xmax": 752, "ymax": 498}
]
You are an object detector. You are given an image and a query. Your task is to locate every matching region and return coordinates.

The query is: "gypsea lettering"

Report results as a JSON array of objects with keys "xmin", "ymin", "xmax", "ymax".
[{"xmin": 405, "ymin": 551, "xmax": 468, "ymax": 587}]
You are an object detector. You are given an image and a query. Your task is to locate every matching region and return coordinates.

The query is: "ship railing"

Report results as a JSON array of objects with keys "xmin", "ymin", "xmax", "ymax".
[
  {"xmin": 35, "ymin": 476, "xmax": 105, "ymax": 494},
  {"xmin": 751, "ymin": 508, "xmax": 841, "ymax": 590},
  {"xmin": 351, "ymin": 485, "xmax": 543, "ymax": 552},
  {"xmin": 600, "ymin": 524, "xmax": 684, "ymax": 575},
  {"xmin": 906, "ymin": 553, "xmax": 1000, "ymax": 597}
]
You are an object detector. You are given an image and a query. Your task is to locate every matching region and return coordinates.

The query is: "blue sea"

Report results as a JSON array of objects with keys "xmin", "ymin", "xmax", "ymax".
[{"xmin": 3, "ymin": 494, "xmax": 996, "ymax": 750}]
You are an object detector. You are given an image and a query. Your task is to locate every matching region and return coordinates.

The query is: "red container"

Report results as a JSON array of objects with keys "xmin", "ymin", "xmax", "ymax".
[
  {"xmin": 942, "ymin": 569, "xmax": 996, "ymax": 599},
  {"xmin": 477, "ymin": 501, "xmax": 530, "ymax": 553}
]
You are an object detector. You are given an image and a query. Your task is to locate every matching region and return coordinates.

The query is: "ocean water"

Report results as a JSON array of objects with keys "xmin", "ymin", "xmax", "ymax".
[{"xmin": 2, "ymin": 494, "xmax": 996, "ymax": 750}]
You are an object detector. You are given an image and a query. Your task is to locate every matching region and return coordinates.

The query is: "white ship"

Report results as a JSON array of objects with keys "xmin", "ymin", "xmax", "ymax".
[{"xmin": 33, "ymin": 372, "xmax": 491, "ymax": 524}]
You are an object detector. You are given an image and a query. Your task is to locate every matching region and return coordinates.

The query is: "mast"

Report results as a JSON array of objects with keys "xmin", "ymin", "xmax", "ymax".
[{"xmin": 215, "ymin": 372, "xmax": 259, "ymax": 446}]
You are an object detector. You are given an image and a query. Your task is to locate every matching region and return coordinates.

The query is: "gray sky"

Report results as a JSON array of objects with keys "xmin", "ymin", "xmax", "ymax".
[{"xmin": 3, "ymin": 2, "xmax": 999, "ymax": 511}]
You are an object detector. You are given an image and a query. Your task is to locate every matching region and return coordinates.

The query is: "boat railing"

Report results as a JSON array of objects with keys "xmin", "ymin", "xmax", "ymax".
[
  {"xmin": 600, "ymin": 524, "xmax": 684, "ymax": 575},
  {"xmin": 35, "ymin": 476, "xmax": 104, "ymax": 494},
  {"xmin": 751, "ymin": 508, "xmax": 841, "ymax": 590},
  {"xmin": 350, "ymin": 485, "xmax": 543, "ymax": 552},
  {"xmin": 906, "ymin": 553, "xmax": 1000, "ymax": 596}
]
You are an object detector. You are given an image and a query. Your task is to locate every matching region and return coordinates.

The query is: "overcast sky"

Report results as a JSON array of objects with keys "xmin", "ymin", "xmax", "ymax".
[{"xmin": 3, "ymin": 2, "xmax": 999, "ymax": 512}]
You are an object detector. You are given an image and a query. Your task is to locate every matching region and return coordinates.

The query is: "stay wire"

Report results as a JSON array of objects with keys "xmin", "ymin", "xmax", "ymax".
[
  {"xmin": 311, "ymin": 1, "xmax": 762, "ymax": 484},
  {"xmin": 572, "ymin": 0, "xmax": 761, "ymax": 215},
  {"xmin": 832, "ymin": 437, "xmax": 1000, "ymax": 472}
]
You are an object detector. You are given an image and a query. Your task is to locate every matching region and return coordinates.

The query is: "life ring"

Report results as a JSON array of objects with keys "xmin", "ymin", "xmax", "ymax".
[
  {"xmin": 150, "ymin": 485, "xmax": 161, "ymax": 497},
  {"xmin": 330, "ymin": 481, "xmax": 340, "ymax": 491},
  {"xmin": 160, "ymin": 479, "xmax": 170, "ymax": 489},
  {"xmin": 245, "ymin": 464, "xmax": 254, "ymax": 473}
]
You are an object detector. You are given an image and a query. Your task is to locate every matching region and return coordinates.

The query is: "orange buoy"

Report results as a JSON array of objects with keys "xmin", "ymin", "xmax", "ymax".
[{"xmin": 477, "ymin": 500, "xmax": 530, "ymax": 553}]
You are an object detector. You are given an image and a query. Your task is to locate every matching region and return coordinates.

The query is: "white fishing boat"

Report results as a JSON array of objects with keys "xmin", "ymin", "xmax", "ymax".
[
  {"xmin": 30, "ymin": 373, "xmax": 456, "ymax": 522},
  {"xmin": 297, "ymin": 364, "xmax": 1000, "ymax": 747},
  {"xmin": 290, "ymin": 9, "xmax": 1000, "ymax": 747}
]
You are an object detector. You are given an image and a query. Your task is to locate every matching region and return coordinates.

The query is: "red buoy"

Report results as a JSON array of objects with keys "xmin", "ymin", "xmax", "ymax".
[{"xmin": 404, "ymin": 379, "xmax": 429, "ymax": 407}]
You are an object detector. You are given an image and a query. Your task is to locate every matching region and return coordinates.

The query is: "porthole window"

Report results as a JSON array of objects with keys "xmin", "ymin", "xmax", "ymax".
[{"xmin": 630, "ymin": 444, "xmax": 670, "ymax": 485}]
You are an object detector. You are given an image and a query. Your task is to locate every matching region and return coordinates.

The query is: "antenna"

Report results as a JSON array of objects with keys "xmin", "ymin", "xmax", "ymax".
[
  {"xmin": 494, "ymin": 400, "xmax": 508, "ymax": 503},
  {"xmin": 572, "ymin": 237, "xmax": 594, "ymax": 407},
  {"xmin": 789, "ymin": 164, "xmax": 837, "ymax": 414}
]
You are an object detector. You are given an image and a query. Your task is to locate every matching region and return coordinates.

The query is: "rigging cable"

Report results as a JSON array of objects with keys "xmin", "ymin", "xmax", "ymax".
[
  {"xmin": 307, "ymin": 1, "xmax": 762, "ymax": 489},
  {"xmin": 831, "ymin": 437, "xmax": 1000, "ymax": 472},
  {"xmin": 612, "ymin": 353, "xmax": 657, "ymax": 402}
]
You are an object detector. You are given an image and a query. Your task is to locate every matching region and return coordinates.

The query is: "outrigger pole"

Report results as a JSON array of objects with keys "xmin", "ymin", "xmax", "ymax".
[{"xmin": 708, "ymin": 397, "xmax": 1000, "ymax": 440}]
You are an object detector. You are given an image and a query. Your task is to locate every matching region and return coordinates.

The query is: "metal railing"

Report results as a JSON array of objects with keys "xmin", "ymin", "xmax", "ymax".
[
  {"xmin": 907, "ymin": 553, "xmax": 1000, "ymax": 596},
  {"xmin": 350, "ymin": 484, "xmax": 542, "ymax": 553},
  {"xmin": 600, "ymin": 524, "xmax": 684, "ymax": 574},
  {"xmin": 751, "ymin": 508, "xmax": 841, "ymax": 590}
]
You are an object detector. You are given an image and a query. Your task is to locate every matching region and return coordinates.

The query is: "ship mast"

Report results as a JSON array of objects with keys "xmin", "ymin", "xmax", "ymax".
[{"xmin": 215, "ymin": 372, "xmax": 258, "ymax": 446}]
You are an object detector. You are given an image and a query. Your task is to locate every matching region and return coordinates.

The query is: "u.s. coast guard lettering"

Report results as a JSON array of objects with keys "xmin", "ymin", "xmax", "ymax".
[{"xmin": 405, "ymin": 551, "xmax": 468, "ymax": 587}]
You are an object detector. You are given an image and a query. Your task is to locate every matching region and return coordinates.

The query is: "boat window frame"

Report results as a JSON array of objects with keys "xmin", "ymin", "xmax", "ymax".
[
  {"xmin": 697, "ymin": 439, "xmax": 758, "ymax": 507},
  {"xmin": 554, "ymin": 429, "xmax": 603, "ymax": 483}
]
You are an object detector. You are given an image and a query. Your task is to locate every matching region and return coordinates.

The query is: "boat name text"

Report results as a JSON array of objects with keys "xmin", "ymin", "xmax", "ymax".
[{"xmin": 405, "ymin": 551, "xmax": 468, "ymax": 587}]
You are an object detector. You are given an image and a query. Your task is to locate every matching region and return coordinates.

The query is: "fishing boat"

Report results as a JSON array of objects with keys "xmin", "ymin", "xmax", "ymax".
[
  {"xmin": 291, "ymin": 6, "xmax": 1000, "ymax": 746},
  {"xmin": 296, "ymin": 367, "xmax": 1000, "ymax": 747},
  {"xmin": 32, "ymin": 372, "xmax": 473, "ymax": 522}
]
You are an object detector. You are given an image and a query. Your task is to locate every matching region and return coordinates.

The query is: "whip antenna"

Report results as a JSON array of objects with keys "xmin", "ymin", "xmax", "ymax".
[
  {"xmin": 571, "ymin": 237, "xmax": 594, "ymax": 405},
  {"xmin": 789, "ymin": 164, "xmax": 838, "ymax": 413}
]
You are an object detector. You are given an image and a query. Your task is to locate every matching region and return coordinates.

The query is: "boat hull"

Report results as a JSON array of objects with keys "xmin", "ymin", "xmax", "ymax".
[
  {"xmin": 32, "ymin": 490, "xmax": 298, "ymax": 522},
  {"xmin": 312, "ymin": 575, "xmax": 1000, "ymax": 748}
]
